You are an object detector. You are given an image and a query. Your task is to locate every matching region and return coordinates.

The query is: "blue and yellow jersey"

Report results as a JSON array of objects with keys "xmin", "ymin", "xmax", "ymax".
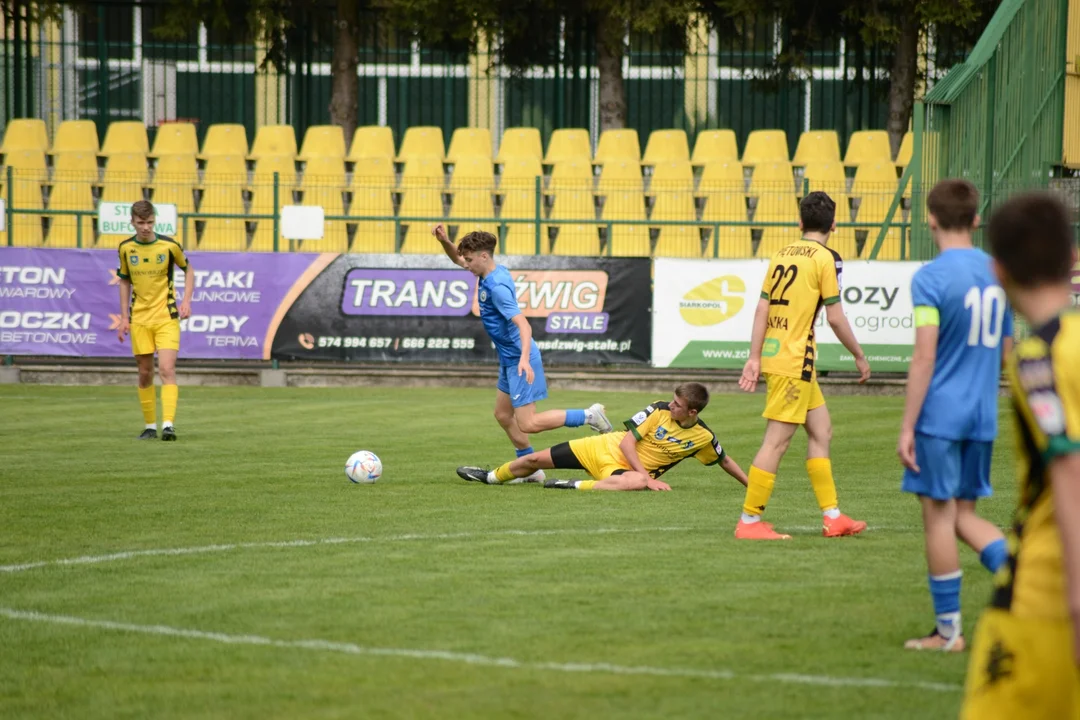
[
  {"xmin": 116, "ymin": 234, "xmax": 188, "ymax": 326},
  {"xmin": 601, "ymin": 401, "xmax": 725, "ymax": 478},
  {"xmin": 993, "ymin": 311, "xmax": 1080, "ymax": 621}
]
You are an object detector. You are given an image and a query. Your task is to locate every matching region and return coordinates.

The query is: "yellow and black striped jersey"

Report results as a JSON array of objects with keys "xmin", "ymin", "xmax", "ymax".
[
  {"xmin": 599, "ymin": 401, "xmax": 725, "ymax": 479},
  {"xmin": 116, "ymin": 234, "xmax": 188, "ymax": 325},
  {"xmin": 993, "ymin": 311, "xmax": 1080, "ymax": 621}
]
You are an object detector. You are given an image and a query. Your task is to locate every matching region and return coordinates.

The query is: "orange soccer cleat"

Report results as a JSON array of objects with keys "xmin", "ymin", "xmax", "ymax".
[
  {"xmin": 735, "ymin": 519, "xmax": 792, "ymax": 540},
  {"xmin": 822, "ymin": 513, "xmax": 867, "ymax": 538}
]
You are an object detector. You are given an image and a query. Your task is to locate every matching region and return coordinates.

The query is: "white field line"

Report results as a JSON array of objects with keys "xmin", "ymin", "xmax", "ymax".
[{"xmin": 0, "ymin": 607, "xmax": 961, "ymax": 693}]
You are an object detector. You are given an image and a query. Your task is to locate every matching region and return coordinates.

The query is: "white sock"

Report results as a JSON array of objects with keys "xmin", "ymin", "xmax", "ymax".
[
  {"xmin": 740, "ymin": 513, "xmax": 761, "ymax": 524},
  {"xmin": 163, "ymin": 421, "xmax": 174, "ymax": 429},
  {"xmin": 572, "ymin": 481, "xmax": 582, "ymax": 488},
  {"xmin": 936, "ymin": 611, "xmax": 962, "ymax": 640},
  {"xmin": 584, "ymin": 408, "xmax": 594, "ymax": 422},
  {"xmin": 823, "ymin": 508, "xmax": 841, "ymax": 519},
  {"xmin": 145, "ymin": 423, "xmax": 157, "ymax": 430},
  {"xmin": 486, "ymin": 471, "xmax": 497, "ymax": 484}
]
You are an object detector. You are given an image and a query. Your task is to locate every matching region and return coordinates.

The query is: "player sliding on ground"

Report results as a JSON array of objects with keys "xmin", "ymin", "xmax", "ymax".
[
  {"xmin": 960, "ymin": 193, "xmax": 1080, "ymax": 719},
  {"xmin": 456, "ymin": 383, "xmax": 750, "ymax": 491},
  {"xmin": 433, "ymin": 225, "xmax": 612, "ymax": 483},
  {"xmin": 736, "ymin": 191, "xmax": 869, "ymax": 539},
  {"xmin": 897, "ymin": 179, "xmax": 1011, "ymax": 652}
]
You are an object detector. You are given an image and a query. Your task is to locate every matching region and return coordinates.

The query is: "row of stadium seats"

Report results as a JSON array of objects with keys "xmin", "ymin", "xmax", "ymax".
[{"xmin": 2, "ymin": 118, "xmax": 916, "ymax": 168}]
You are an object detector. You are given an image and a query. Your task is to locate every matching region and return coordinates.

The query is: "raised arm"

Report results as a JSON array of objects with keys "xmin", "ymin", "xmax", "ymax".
[{"xmin": 432, "ymin": 223, "xmax": 467, "ymax": 268}]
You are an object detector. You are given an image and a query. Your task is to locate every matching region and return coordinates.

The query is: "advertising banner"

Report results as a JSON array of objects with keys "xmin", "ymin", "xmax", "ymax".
[
  {"xmin": 272, "ymin": 255, "xmax": 651, "ymax": 364},
  {"xmin": 653, "ymin": 258, "xmax": 924, "ymax": 372},
  {"xmin": 0, "ymin": 249, "xmax": 651, "ymax": 365}
]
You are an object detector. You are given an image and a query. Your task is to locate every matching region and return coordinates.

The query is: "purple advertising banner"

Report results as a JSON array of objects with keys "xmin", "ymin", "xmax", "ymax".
[
  {"xmin": 340, "ymin": 268, "xmax": 476, "ymax": 316},
  {"xmin": 0, "ymin": 248, "xmax": 324, "ymax": 359}
]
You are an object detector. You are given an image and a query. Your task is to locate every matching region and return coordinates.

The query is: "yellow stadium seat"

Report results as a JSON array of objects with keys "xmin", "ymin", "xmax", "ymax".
[
  {"xmin": 651, "ymin": 191, "xmax": 702, "ymax": 257},
  {"xmin": 0, "ymin": 216, "xmax": 45, "ymax": 247},
  {"xmin": 2, "ymin": 170, "xmax": 46, "ymax": 247},
  {"xmin": 46, "ymin": 180, "xmax": 95, "ymax": 247},
  {"xmin": 449, "ymin": 188, "xmax": 497, "ymax": 239},
  {"xmin": 543, "ymin": 129, "xmax": 591, "ymax": 165},
  {"xmin": 248, "ymin": 187, "xmax": 288, "ymax": 252},
  {"xmin": 697, "ymin": 161, "xmax": 744, "ymax": 194},
  {"xmin": 153, "ymin": 182, "xmax": 197, "ymax": 215},
  {"xmin": 50, "ymin": 120, "xmax": 99, "ymax": 155},
  {"xmin": 499, "ymin": 187, "xmax": 543, "ymax": 254},
  {"xmin": 597, "ymin": 161, "xmax": 643, "ymax": 193},
  {"xmin": 202, "ymin": 154, "xmax": 248, "ymax": 185},
  {"xmin": 300, "ymin": 157, "xmax": 346, "ymax": 189},
  {"xmin": 252, "ymin": 155, "xmax": 298, "ymax": 190},
  {"xmin": 2, "ymin": 118, "xmax": 48, "ymax": 154},
  {"xmin": 701, "ymin": 191, "xmax": 751, "ymax": 258},
  {"xmin": 447, "ymin": 128, "xmax": 492, "ymax": 162},
  {"xmin": 103, "ymin": 152, "xmax": 149, "ymax": 184},
  {"xmin": 548, "ymin": 160, "xmax": 593, "ymax": 192},
  {"xmin": 150, "ymin": 123, "xmax": 198, "ymax": 157},
  {"xmin": 793, "ymin": 130, "xmax": 841, "ymax": 166},
  {"xmin": 742, "ymin": 129, "xmax": 790, "ymax": 166},
  {"xmin": 95, "ymin": 179, "xmax": 142, "ymax": 247},
  {"xmin": 649, "ymin": 161, "xmax": 694, "ymax": 194},
  {"xmin": 643, "ymin": 130, "xmax": 690, "ymax": 166},
  {"xmin": 495, "ymin": 127, "xmax": 543, "ymax": 164},
  {"xmin": 801, "ymin": 169, "xmax": 856, "ymax": 256},
  {"xmin": 349, "ymin": 156, "xmax": 395, "ymax": 190},
  {"xmin": 347, "ymin": 126, "xmax": 395, "ymax": 162},
  {"xmin": 499, "ymin": 157, "xmax": 543, "ymax": 189},
  {"xmin": 748, "ymin": 161, "xmax": 795, "ymax": 196},
  {"xmin": 398, "ymin": 188, "xmax": 444, "ymax": 252},
  {"xmin": 851, "ymin": 161, "xmax": 898, "ymax": 198},
  {"xmin": 754, "ymin": 194, "xmax": 801, "ymax": 256},
  {"xmin": 249, "ymin": 125, "xmax": 297, "ymax": 160},
  {"xmin": 400, "ymin": 156, "xmax": 444, "ymax": 190},
  {"xmin": 547, "ymin": 190, "xmax": 599, "ymax": 255},
  {"xmin": 844, "ymin": 130, "xmax": 892, "ymax": 167},
  {"xmin": 101, "ymin": 121, "xmax": 150, "ymax": 156},
  {"xmin": 828, "ymin": 228, "xmax": 859, "ymax": 260},
  {"xmin": 199, "ymin": 218, "xmax": 247, "ymax": 251},
  {"xmin": 594, "ymin": 129, "xmax": 641, "ymax": 165},
  {"xmin": 691, "ymin": 129, "xmax": 739, "ymax": 166},
  {"xmin": 896, "ymin": 131, "xmax": 914, "ymax": 168},
  {"xmin": 802, "ymin": 160, "xmax": 846, "ymax": 187},
  {"xmin": 348, "ymin": 187, "xmax": 397, "ymax": 253},
  {"xmin": 854, "ymin": 190, "xmax": 903, "ymax": 259},
  {"xmin": 299, "ymin": 125, "xmax": 346, "ymax": 160},
  {"xmin": 200, "ymin": 124, "xmax": 248, "ymax": 159},
  {"xmin": 298, "ymin": 185, "xmax": 348, "ymax": 252},
  {"xmin": 53, "ymin": 151, "xmax": 99, "ymax": 184},
  {"xmin": 397, "ymin": 126, "xmax": 445, "ymax": 162},
  {"xmin": 151, "ymin": 154, "xmax": 197, "ymax": 215},
  {"xmin": 449, "ymin": 157, "xmax": 495, "ymax": 190},
  {"xmin": 601, "ymin": 191, "xmax": 650, "ymax": 257},
  {"xmin": 4, "ymin": 149, "xmax": 47, "ymax": 181}
]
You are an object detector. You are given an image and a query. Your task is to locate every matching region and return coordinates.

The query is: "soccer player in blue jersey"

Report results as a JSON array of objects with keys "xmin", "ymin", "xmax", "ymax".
[
  {"xmin": 897, "ymin": 179, "xmax": 1013, "ymax": 652},
  {"xmin": 433, "ymin": 225, "xmax": 613, "ymax": 482}
]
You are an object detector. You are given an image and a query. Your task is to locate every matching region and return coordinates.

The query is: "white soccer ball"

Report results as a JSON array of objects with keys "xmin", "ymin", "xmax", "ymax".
[{"xmin": 345, "ymin": 450, "xmax": 382, "ymax": 484}]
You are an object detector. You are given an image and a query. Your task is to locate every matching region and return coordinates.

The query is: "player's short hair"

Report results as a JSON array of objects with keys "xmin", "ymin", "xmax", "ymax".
[
  {"xmin": 799, "ymin": 192, "xmax": 836, "ymax": 234},
  {"xmin": 987, "ymin": 191, "xmax": 1075, "ymax": 288},
  {"xmin": 926, "ymin": 179, "xmax": 979, "ymax": 230},
  {"xmin": 675, "ymin": 382, "xmax": 710, "ymax": 413},
  {"xmin": 131, "ymin": 200, "xmax": 155, "ymax": 220},
  {"xmin": 457, "ymin": 231, "xmax": 497, "ymax": 256}
]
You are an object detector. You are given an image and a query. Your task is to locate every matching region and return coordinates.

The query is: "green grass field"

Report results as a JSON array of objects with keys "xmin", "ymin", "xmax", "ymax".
[{"xmin": 0, "ymin": 384, "xmax": 1017, "ymax": 719}]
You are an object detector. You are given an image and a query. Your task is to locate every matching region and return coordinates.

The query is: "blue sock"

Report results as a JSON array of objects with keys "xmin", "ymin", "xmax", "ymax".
[
  {"xmin": 565, "ymin": 409, "xmax": 586, "ymax": 427},
  {"xmin": 515, "ymin": 446, "xmax": 534, "ymax": 458},
  {"xmin": 928, "ymin": 571, "xmax": 962, "ymax": 639},
  {"xmin": 979, "ymin": 538, "xmax": 1008, "ymax": 573}
]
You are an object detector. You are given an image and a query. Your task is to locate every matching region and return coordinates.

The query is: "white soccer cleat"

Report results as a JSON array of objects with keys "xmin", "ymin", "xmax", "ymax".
[{"xmin": 586, "ymin": 403, "xmax": 613, "ymax": 433}]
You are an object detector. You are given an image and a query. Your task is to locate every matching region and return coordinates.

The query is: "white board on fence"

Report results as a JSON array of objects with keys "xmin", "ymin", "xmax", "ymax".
[
  {"xmin": 97, "ymin": 202, "xmax": 178, "ymax": 237},
  {"xmin": 281, "ymin": 205, "xmax": 324, "ymax": 240},
  {"xmin": 0, "ymin": 199, "xmax": 6, "ymax": 232}
]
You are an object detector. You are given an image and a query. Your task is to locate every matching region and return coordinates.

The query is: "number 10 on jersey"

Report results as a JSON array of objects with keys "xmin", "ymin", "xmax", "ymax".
[{"xmin": 964, "ymin": 286, "xmax": 1007, "ymax": 348}]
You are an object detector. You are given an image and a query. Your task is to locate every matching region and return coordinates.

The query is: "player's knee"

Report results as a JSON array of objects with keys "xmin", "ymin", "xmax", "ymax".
[
  {"xmin": 493, "ymin": 407, "xmax": 514, "ymax": 427},
  {"xmin": 767, "ymin": 435, "xmax": 793, "ymax": 455},
  {"xmin": 158, "ymin": 367, "xmax": 177, "ymax": 384}
]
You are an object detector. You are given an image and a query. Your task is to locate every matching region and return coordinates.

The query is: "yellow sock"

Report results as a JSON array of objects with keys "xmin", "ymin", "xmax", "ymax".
[
  {"xmin": 807, "ymin": 457, "xmax": 838, "ymax": 511},
  {"xmin": 576, "ymin": 480, "xmax": 596, "ymax": 491},
  {"xmin": 742, "ymin": 466, "xmax": 776, "ymax": 516},
  {"xmin": 161, "ymin": 384, "xmax": 179, "ymax": 424},
  {"xmin": 137, "ymin": 385, "xmax": 156, "ymax": 424},
  {"xmin": 494, "ymin": 462, "xmax": 516, "ymax": 483}
]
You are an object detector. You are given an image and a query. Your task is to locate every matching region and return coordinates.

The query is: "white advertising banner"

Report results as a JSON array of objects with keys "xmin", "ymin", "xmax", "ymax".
[{"xmin": 653, "ymin": 258, "xmax": 925, "ymax": 371}]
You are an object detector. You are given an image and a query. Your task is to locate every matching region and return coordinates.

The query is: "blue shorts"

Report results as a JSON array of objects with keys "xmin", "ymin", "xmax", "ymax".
[
  {"xmin": 497, "ymin": 357, "xmax": 548, "ymax": 408},
  {"xmin": 901, "ymin": 434, "xmax": 993, "ymax": 501}
]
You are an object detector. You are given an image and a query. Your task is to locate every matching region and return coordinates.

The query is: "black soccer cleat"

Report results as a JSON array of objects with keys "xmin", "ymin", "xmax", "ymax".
[
  {"xmin": 138, "ymin": 428, "xmax": 158, "ymax": 440},
  {"xmin": 161, "ymin": 426, "xmax": 177, "ymax": 442},
  {"xmin": 544, "ymin": 479, "xmax": 578, "ymax": 490},
  {"xmin": 456, "ymin": 466, "xmax": 493, "ymax": 484}
]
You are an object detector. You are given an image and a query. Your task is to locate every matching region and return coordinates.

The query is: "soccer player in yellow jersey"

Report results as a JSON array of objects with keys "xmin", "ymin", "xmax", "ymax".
[
  {"xmin": 961, "ymin": 192, "xmax": 1080, "ymax": 719},
  {"xmin": 736, "ymin": 191, "xmax": 870, "ymax": 540},
  {"xmin": 456, "ymin": 383, "xmax": 750, "ymax": 491},
  {"xmin": 115, "ymin": 200, "xmax": 193, "ymax": 441}
]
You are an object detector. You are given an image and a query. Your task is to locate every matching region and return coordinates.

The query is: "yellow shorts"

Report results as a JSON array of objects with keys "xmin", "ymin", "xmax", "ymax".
[
  {"xmin": 130, "ymin": 320, "xmax": 180, "ymax": 356},
  {"xmin": 961, "ymin": 609, "xmax": 1080, "ymax": 720},
  {"xmin": 567, "ymin": 436, "xmax": 630, "ymax": 481},
  {"xmin": 762, "ymin": 373, "xmax": 826, "ymax": 425}
]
